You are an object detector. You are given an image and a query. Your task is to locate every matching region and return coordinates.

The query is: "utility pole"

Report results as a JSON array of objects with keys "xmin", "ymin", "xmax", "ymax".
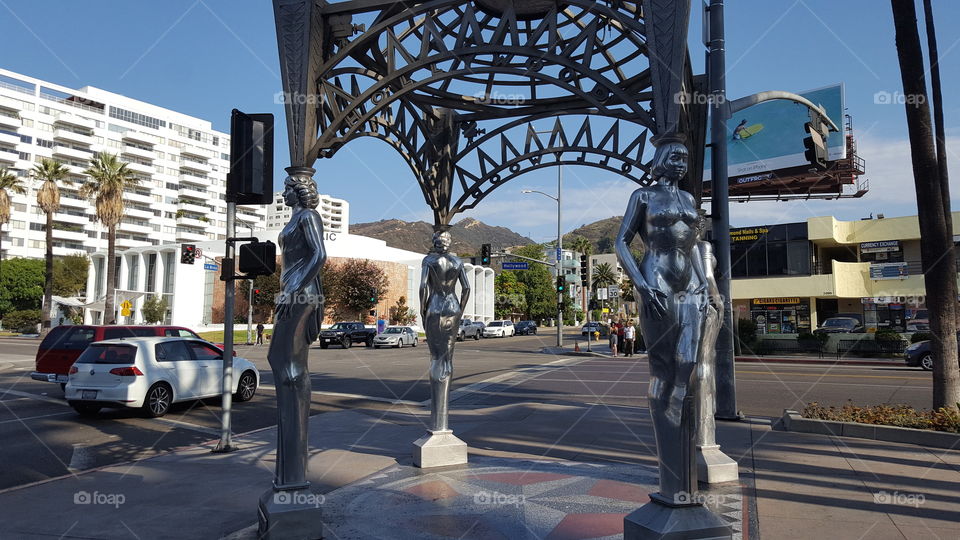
[
  {"xmin": 215, "ymin": 202, "xmax": 237, "ymax": 452},
  {"xmin": 556, "ymin": 163, "xmax": 563, "ymax": 348}
]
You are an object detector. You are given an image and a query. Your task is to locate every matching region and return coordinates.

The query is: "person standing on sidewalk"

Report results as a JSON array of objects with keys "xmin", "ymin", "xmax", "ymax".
[
  {"xmin": 608, "ymin": 325, "xmax": 619, "ymax": 357},
  {"xmin": 617, "ymin": 319, "xmax": 626, "ymax": 353},
  {"xmin": 624, "ymin": 320, "xmax": 636, "ymax": 356},
  {"xmin": 256, "ymin": 323, "xmax": 265, "ymax": 346}
]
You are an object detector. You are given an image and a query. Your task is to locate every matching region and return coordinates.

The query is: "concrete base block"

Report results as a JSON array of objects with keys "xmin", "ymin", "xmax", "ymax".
[
  {"xmin": 696, "ymin": 445, "xmax": 739, "ymax": 484},
  {"xmin": 412, "ymin": 429, "xmax": 468, "ymax": 468},
  {"xmin": 258, "ymin": 487, "xmax": 324, "ymax": 540},
  {"xmin": 624, "ymin": 498, "xmax": 732, "ymax": 540}
]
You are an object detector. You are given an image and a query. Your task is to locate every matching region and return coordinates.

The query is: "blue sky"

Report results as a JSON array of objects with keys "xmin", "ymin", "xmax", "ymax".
[{"xmin": 1, "ymin": 0, "xmax": 957, "ymax": 242}]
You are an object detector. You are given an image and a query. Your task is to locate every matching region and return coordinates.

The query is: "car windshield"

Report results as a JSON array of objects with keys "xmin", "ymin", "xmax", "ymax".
[
  {"xmin": 384, "ymin": 328, "xmax": 402, "ymax": 334},
  {"xmin": 489, "ymin": 321, "xmax": 503, "ymax": 327},
  {"xmin": 824, "ymin": 319, "xmax": 855, "ymax": 328},
  {"xmin": 75, "ymin": 344, "xmax": 138, "ymax": 364},
  {"xmin": 330, "ymin": 324, "xmax": 347, "ymax": 330}
]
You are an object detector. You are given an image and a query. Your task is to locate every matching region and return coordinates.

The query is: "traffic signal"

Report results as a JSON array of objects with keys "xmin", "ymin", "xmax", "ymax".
[
  {"xmin": 579, "ymin": 255, "xmax": 588, "ymax": 285},
  {"xmin": 480, "ymin": 244, "xmax": 491, "ymax": 266},
  {"xmin": 238, "ymin": 240, "xmax": 277, "ymax": 276},
  {"xmin": 369, "ymin": 288, "xmax": 378, "ymax": 303},
  {"xmin": 228, "ymin": 109, "xmax": 274, "ymax": 205},
  {"xmin": 803, "ymin": 110, "xmax": 829, "ymax": 170},
  {"xmin": 180, "ymin": 244, "xmax": 196, "ymax": 264},
  {"xmin": 556, "ymin": 275, "xmax": 565, "ymax": 293}
]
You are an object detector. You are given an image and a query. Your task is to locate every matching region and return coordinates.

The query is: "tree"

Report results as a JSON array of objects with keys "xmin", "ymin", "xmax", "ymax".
[
  {"xmin": 52, "ymin": 254, "xmax": 89, "ymax": 297},
  {"xmin": 389, "ymin": 296, "xmax": 417, "ymax": 325},
  {"xmin": 591, "ymin": 262, "xmax": 617, "ymax": 290},
  {"xmin": 510, "ymin": 244, "xmax": 554, "ymax": 320},
  {"xmin": 569, "ymin": 236, "xmax": 593, "ymax": 322},
  {"xmin": 237, "ymin": 264, "xmax": 282, "ymax": 323},
  {"xmin": 325, "ymin": 259, "xmax": 388, "ymax": 321},
  {"xmin": 494, "ymin": 270, "xmax": 527, "ymax": 319},
  {"xmin": 891, "ymin": 0, "xmax": 959, "ymax": 408},
  {"xmin": 0, "ymin": 168, "xmax": 26, "ymax": 272},
  {"xmin": 0, "ymin": 257, "xmax": 44, "ymax": 318},
  {"xmin": 82, "ymin": 152, "xmax": 138, "ymax": 325},
  {"xmin": 31, "ymin": 158, "xmax": 71, "ymax": 334},
  {"xmin": 141, "ymin": 295, "xmax": 169, "ymax": 324}
]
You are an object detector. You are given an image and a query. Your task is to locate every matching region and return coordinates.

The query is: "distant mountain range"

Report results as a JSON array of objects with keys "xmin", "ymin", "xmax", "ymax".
[
  {"xmin": 563, "ymin": 216, "xmax": 625, "ymax": 254},
  {"xmin": 350, "ymin": 217, "xmax": 534, "ymax": 255}
]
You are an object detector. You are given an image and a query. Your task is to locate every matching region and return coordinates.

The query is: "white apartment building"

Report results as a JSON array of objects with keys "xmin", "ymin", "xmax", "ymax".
[
  {"xmin": 265, "ymin": 190, "xmax": 348, "ymax": 233},
  {"xmin": 0, "ymin": 68, "xmax": 265, "ymax": 260}
]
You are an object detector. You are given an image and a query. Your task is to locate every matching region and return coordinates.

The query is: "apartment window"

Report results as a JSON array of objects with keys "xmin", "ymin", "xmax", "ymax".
[
  {"xmin": 18, "ymin": 152, "xmax": 30, "ymax": 161},
  {"xmin": 28, "ymin": 239, "xmax": 45, "ymax": 249},
  {"xmin": 163, "ymin": 252, "xmax": 175, "ymax": 294},
  {"xmin": 19, "ymin": 135, "xmax": 32, "ymax": 144},
  {"xmin": 94, "ymin": 257, "xmax": 104, "ymax": 299},
  {"xmin": 22, "ymin": 119, "xmax": 34, "ymax": 128},
  {"xmin": 9, "ymin": 219, "xmax": 25, "ymax": 228},
  {"xmin": 36, "ymin": 122, "xmax": 53, "ymax": 132},
  {"xmin": 108, "ymin": 106, "xmax": 166, "ymax": 130},
  {"xmin": 37, "ymin": 139, "xmax": 54, "ymax": 149},
  {"xmin": 220, "ymin": 153, "xmax": 229, "ymax": 161},
  {"xmin": 8, "ymin": 237, "xmax": 23, "ymax": 247}
]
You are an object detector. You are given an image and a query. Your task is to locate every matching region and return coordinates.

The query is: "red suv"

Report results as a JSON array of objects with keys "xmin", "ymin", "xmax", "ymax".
[{"xmin": 31, "ymin": 325, "xmax": 208, "ymax": 390}]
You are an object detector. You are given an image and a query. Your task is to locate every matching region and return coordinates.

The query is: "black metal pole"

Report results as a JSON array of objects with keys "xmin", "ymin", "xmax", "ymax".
[{"xmin": 708, "ymin": 0, "xmax": 740, "ymax": 420}]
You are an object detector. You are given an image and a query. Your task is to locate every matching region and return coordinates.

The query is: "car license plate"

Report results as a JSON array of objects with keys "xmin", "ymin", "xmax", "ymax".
[{"xmin": 82, "ymin": 390, "xmax": 97, "ymax": 400}]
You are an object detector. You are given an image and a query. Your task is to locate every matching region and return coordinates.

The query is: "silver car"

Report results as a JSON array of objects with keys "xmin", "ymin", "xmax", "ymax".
[{"xmin": 373, "ymin": 326, "xmax": 419, "ymax": 348}]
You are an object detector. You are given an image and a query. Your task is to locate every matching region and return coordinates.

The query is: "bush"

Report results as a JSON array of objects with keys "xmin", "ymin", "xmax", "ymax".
[
  {"xmin": 798, "ymin": 331, "xmax": 829, "ymax": 344},
  {"xmin": 910, "ymin": 332, "xmax": 933, "ymax": 344},
  {"xmin": 737, "ymin": 318, "xmax": 757, "ymax": 348},
  {"xmin": 803, "ymin": 401, "xmax": 960, "ymax": 433},
  {"xmin": 874, "ymin": 328, "xmax": 902, "ymax": 342},
  {"xmin": 3, "ymin": 309, "xmax": 41, "ymax": 333}
]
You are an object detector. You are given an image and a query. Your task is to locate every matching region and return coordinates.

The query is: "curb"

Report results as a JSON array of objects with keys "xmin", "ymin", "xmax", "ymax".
[
  {"xmin": 780, "ymin": 409, "xmax": 960, "ymax": 450},
  {"xmin": 539, "ymin": 347, "xmax": 610, "ymax": 358},
  {"xmin": 736, "ymin": 356, "xmax": 900, "ymax": 367}
]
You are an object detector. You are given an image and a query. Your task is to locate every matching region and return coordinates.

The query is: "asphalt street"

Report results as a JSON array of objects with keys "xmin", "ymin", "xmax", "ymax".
[{"xmin": 0, "ymin": 333, "xmax": 933, "ymax": 491}]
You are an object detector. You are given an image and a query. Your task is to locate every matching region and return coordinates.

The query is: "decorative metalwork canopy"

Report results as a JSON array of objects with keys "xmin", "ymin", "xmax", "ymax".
[{"xmin": 274, "ymin": 0, "xmax": 704, "ymax": 225}]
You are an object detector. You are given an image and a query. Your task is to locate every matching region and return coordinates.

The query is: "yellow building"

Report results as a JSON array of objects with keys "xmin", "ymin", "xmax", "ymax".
[{"xmin": 728, "ymin": 212, "xmax": 960, "ymax": 335}]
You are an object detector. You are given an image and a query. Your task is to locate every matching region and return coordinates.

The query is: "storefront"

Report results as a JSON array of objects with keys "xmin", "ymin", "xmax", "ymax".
[{"xmin": 750, "ymin": 297, "xmax": 811, "ymax": 335}]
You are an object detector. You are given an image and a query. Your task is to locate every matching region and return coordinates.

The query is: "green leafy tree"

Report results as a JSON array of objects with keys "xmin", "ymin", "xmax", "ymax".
[
  {"xmin": 4, "ymin": 309, "xmax": 41, "ymax": 333},
  {"xmin": 52, "ymin": 254, "xmax": 89, "ymax": 297},
  {"xmin": 0, "ymin": 168, "xmax": 26, "ymax": 270},
  {"xmin": 81, "ymin": 152, "xmax": 138, "ymax": 325},
  {"xmin": 32, "ymin": 158, "xmax": 72, "ymax": 334},
  {"xmin": 141, "ymin": 295, "xmax": 169, "ymax": 324},
  {"xmin": 389, "ymin": 296, "xmax": 417, "ymax": 325},
  {"xmin": 0, "ymin": 257, "xmax": 44, "ymax": 318},
  {"xmin": 325, "ymin": 259, "xmax": 388, "ymax": 321},
  {"xmin": 591, "ymin": 262, "xmax": 617, "ymax": 290},
  {"xmin": 237, "ymin": 263, "xmax": 282, "ymax": 323},
  {"xmin": 494, "ymin": 270, "xmax": 527, "ymax": 319},
  {"xmin": 509, "ymin": 244, "xmax": 554, "ymax": 320}
]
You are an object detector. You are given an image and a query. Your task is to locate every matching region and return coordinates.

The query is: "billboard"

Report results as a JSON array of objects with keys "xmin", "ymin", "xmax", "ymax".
[{"xmin": 704, "ymin": 83, "xmax": 845, "ymax": 181}]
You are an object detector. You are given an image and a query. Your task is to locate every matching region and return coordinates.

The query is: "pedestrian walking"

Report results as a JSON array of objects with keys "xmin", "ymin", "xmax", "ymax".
[
  {"xmin": 608, "ymin": 326, "xmax": 618, "ymax": 357},
  {"xmin": 624, "ymin": 320, "xmax": 635, "ymax": 357},
  {"xmin": 617, "ymin": 319, "xmax": 626, "ymax": 354},
  {"xmin": 256, "ymin": 322, "xmax": 265, "ymax": 346}
]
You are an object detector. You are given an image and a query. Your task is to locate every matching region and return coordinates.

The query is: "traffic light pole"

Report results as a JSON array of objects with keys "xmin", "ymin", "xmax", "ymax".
[
  {"xmin": 556, "ymin": 164, "xmax": 563, "ymax": 348},
  {"xmin": 214, "ymin": 201, "xmax": 238, "ymax": 453}
]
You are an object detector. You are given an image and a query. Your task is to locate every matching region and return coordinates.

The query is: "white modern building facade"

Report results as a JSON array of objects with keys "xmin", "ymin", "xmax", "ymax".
[
  {"xmin": 0, "ymin": 68, "xmax": 265, "ymax": 260},
  {"xmin": 84, "ymin": 231, "xmax": 495, "ymax": 328},
  {"xmin": 265, "ymin": 190, "xmax": 349, "ymax": 233}
]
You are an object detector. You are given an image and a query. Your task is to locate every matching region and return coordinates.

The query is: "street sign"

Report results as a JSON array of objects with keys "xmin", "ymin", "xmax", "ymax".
[
  {"xmin": 195, "ymin": 248, "xmax": 203, "ymax": 258},
  {"xmin": 120, "ymin": 300, "xmax": 133, "ymax": 317},
  {"xmin": 602, "ymin": 308, "xmax": 610, "ymax": 314},
  {"xmin": 608, "ymin": 285, "xmax": 620, "ymax": 299},
  {"xmin": 597, "ymin": 288, "xmax": 608, "ymax": 300},
  {"xmin": 204, "ymin": 263, "xmax": 219, "ymax": 271},
  {"xmin": 556, "ymin": 247, "xmax": 561, "ymax": 262},
  {"xmin": 502, "ymin": 262, "xmax": 529, "ymax": 270}
]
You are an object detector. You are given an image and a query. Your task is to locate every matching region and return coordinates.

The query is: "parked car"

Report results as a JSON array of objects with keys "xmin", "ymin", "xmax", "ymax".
[
  {"xmin": 515, "ymin": 320, "xmax": 538, "ymax": 335},
  {"xmin": 65, "ymin": 337, "xmax": 259, "ymax": 417},
  {"xmin": 581, "ymin": 321, "xmax": 608, "ymax": 337},
  {"xmin": 904, "ymin": 331, "xmax": 960, "ymax": 371},
  {"xmin": 31, "ymin": 325, "xmax": 215, "ymax": 391},
  {"xmin": 373, "ymin": 326, "xmax": 419, "ymax": 348},
  {"xmin": 318, "ymin": 322, "xmax": 377, "ymax": 349},
  {"xmin": 483, "ymin": 320, "xmax": 515, "ymax": 338},
  {"xmin": 813, "ymin": 317, "xmax": 864, "ymax": 334},
  {"xmin": 457, "ymin": 319, "xmax": 483, "ymax": 341}
]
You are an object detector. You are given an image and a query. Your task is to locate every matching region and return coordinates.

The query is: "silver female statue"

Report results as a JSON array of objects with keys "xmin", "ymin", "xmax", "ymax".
[
  {"xmin": 267, "ymin": 168, "xmax": 326, "ymax": 490},
  {"xmin": 615, "ymin": 140, "xmax": 709, "ymax": 505},
  {"xmin": 419, "ymin": 229, "xmax": 470, "ymax": 432},
  {"xmin": 695, "ymin": 235, "xmax": 721, "ymax": 448}
]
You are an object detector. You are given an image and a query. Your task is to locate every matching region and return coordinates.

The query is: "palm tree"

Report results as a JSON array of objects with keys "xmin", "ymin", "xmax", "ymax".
[
  {"xmin": 891, "ymin": 0, "xmax": 959, "ymax": 408},
  {"xmin": 569, "ymin": 236, "xmax": 593, "ymax": 320},
  {"xmin": 32, "ymin": 159, "xmax": 72, "ymax": 334},
  {"xmin": 0, "ymin": 168, "xmax": 26, "ymax": 273},
  {"xmin": 591, "ymin": 262, "xmax": 616, "ymax": 290},
  {"xmin": 82, "ymin": 152, "xmax": 138, "ymax": 325}
]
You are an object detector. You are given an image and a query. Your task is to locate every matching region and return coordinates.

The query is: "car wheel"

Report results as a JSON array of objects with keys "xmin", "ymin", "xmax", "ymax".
[
  {"xmin": 61, "ymin": 383, "xmax": 67, "ymax": 393},
  {"xmin": 413, "ymin": 338, "xmax": 418, "ymax": 347},
  {"xmin": 395, "ymin": 338, "xmax": 403, "ymax": 348},
  {"xmin": 320, "ymin": 342, "xmax": 329, "ymax": 349},
  {"xmin": 920, "ymin": 353, "xmax": 934, "ymax": 371},
  {"xmin": 532, "ymin": 329, "xmax": 536, "ymax": 335},
  {"xmin": 143, "ymin": 383, "xmax": 173, "ymax": 418},
  {"xmin": 342, "ymin": 337, "xmax": 352, "ymax": 349},
  {"xmin": 473, "ymin": 332, "xmax": 480, "ymax": 341},
  {"xmin": 71, "ymin": 402, "xmax": 101, "ymax": 417},
  {"xmin": 366, "ymin": 337, "xmax": 374, "ymax": 348},
  {"xmin": 234, "ymin": 370, "xmax": 258, "ymax": 402}
]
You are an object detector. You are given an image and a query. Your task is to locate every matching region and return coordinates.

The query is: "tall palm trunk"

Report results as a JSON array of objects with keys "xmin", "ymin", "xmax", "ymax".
[
  {"xmin": 104, "ymin": 225, "xmax": 117, "ymax": 325},
  {"xmin": 41, "ymin": 211, "xmax": 54, "ymax": 333},
  {"xmin": 891, "ymin": 0, "xmax": 960, "ymax": 408},
  {"xmin": 922, "ymin": 0, "xmax": 952, "ymax": 221}
]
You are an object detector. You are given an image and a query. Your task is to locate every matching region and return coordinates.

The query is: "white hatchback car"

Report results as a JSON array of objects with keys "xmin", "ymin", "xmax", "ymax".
[
  {"xmin": 482, "ymin": 320, "xmax": 515, "ymax": 338},
  {"xmin": 65, "ymin": 337, "xmax": 260, "ymax": 418}
]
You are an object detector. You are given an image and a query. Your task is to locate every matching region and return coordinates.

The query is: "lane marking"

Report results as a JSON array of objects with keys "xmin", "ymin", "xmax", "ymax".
[
  {"xmin": 736, "ymin": 379, "xmax": 930, "ymax": 389},
  {"xmin": 259, "ymin": 385, "xmax": 421, "ymax": 406},
  {"xmin": 0, "ymin": 388, "xmax": 68, "ymax": 406},
  {"xmin": 0, "ymin": 412, "xmax": 73, "ymax": 424},
  {"xmin": 736, "ymin": 370, "xmax": 928, "ymax": 380},
  {"xmin": 153, "ymin": 417, "xmax": 221, "ymax": 436}
]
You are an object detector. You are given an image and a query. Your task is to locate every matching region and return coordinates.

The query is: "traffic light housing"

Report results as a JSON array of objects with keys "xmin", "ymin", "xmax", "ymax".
[
  {"xmin": 480, "ymin": 244, "xmax": 491, "ymax": 266},
  {"xmin": 803, "ymin": 110, "xmax": 829, "ymax": 170},
  {"xmin": 556, "ymin": 275, "xmax": 565, "ymax": 293},
  {"xmin": 369, "ymin": 288, "xmax": 378, "ymax": 303},
  {"xmin": 238, "ymin": 240, "xmax": 277, "ymax": 276},
  {"xmin": 579, "ymin": 255, "xmax": 588, "ymax": 285},
  {"xmin": 180, "ymin": 244, "xmax": 196, "ymax": 264}
]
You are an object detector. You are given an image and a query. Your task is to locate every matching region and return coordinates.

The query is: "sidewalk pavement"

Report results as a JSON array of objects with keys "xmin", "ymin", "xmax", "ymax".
[{"xmin": 1, "ymin": 377, "xmax": 958, "ymax": 538}]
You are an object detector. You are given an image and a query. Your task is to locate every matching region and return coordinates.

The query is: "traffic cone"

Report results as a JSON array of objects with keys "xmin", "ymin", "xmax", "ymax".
[{"xmin": 574, "ymin": 342, "xmax": 580, "ymax": 352}]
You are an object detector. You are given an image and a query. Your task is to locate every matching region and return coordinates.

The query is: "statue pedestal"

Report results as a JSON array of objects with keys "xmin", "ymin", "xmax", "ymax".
[
  {"xmin": 696, "ymin": 445, "xmax": 739, "ymax": 484},
  {"xmin": 413, "ymin": 429, "xmax": 468, "ymax": 468},
  {"xmin": 624, "ymin": 496, "xmax": 732, "ymax": 540},
  {"xmin": 258, "ymin": 487, "xmax": 324, "ymax": 540}
]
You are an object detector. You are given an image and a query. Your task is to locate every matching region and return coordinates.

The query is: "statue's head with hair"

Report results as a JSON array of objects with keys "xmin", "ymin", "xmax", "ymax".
[
  {"xmin": 431, "ymin": 227, "xmax": 452, "ymax": 253},
  {"xmin": 650, "ymin": 134, "xmax": 688, "ymax": 183},
  {"xmin": 283, "ymin": 172, "xmax": 320, "ymax": 209}
]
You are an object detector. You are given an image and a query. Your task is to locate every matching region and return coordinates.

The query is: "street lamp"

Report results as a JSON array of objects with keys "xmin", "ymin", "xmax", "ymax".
[{"xmin": 521, "ymin": 165, "xmax": 563, "ymax": 348}]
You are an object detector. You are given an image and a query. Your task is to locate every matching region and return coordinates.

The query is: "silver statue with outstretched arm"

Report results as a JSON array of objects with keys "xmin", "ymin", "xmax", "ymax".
[
  {"xmin": 615, "ymin": 140, "xmax": 709, "ymax": 505},
  {"xmin": 419, "ymin": 229, "xmax": 470, "ymax": 432}
]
